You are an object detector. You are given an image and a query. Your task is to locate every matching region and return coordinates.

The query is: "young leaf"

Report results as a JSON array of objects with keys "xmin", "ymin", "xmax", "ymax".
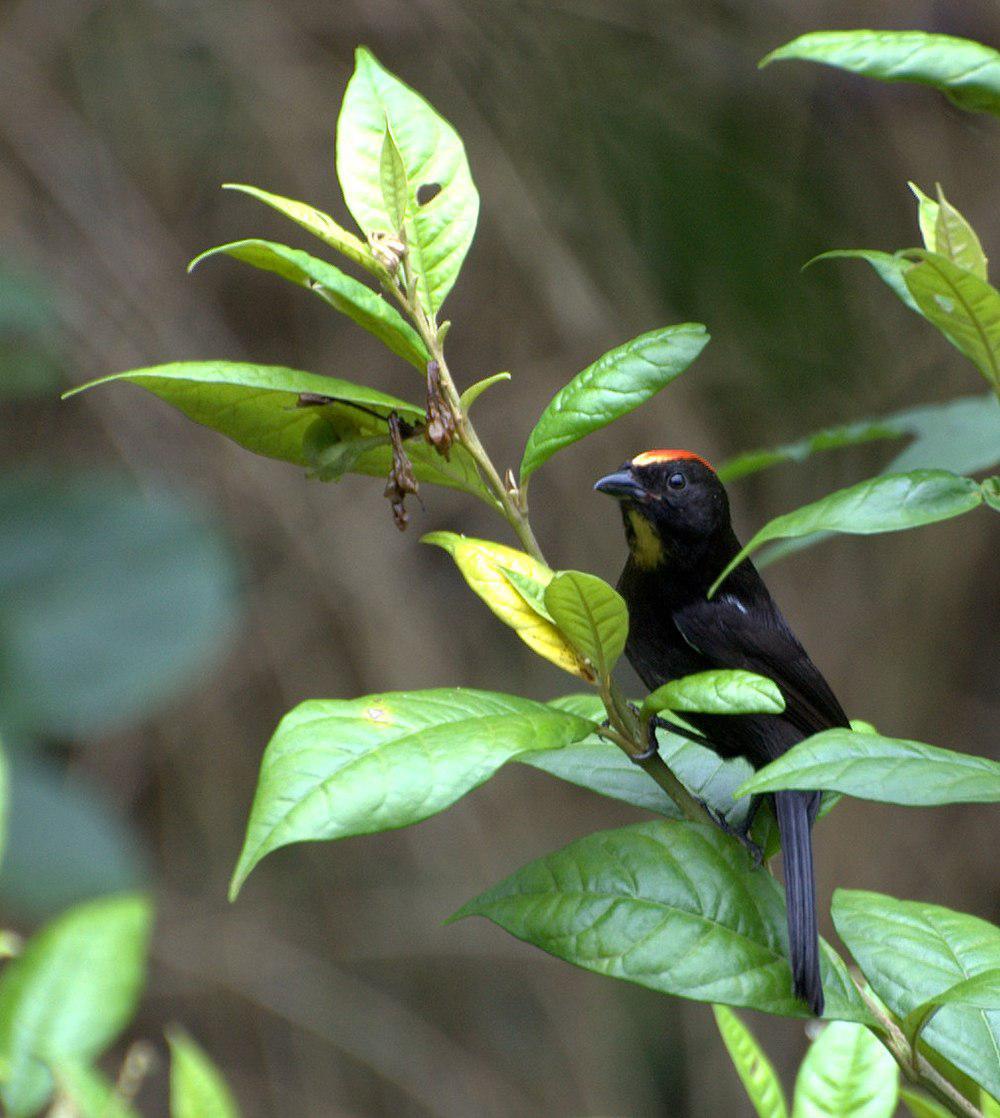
[
  {"xmin": 452, "ymin": 820, "xmax": 870, "ymax": 1021},
  {"xmin": 0, "ymin": 893, "xmax": 152, "ymax": 1117},
  {"xmin": 736, "ymin": 728, "xmax": 1000, "ymax": 805},
  {"xmin": 806, "ymin": 250, "xmax": 919, "ymax": 314},
  {"xmin": 422, "ymin": 533, "xmax": 590, "ymax": 679},
  {"xmin": 336, "ymin": 47, "xmax": 479, "ymax": 315},
  {"xmin": 379, "ymin": 124, "xmax": 409, "ymax": 232},
  {"xmin": 230, "ymin": 690, "xmax": 592, "ymax": 897},
  {"xmin": 221, "ymin": 183, "xmax": 389, "ymax": 284},
  {"xmin": 190, "ymin": 240, "xmax": 428, "ymax": 369},
  {"xmin": 520, "ymin": 323, "xmax": 709, "ymax": 482},
  {"xmin": 459, "ymin": 371, "xmax": 511, "ymax": 413},
  {"xmin": 709, "ymin": 470, "xmax": 985, "ymax": 596},
  {"xmin": 718, "ymin": 395, "xmax": 1000, "ymax": 483},
  {"xmin": 984, "ymin": 476, "xmax": 1000, "ymax": 511},
  {"xmin": 713, "ymin": 1005, "xmax": 789, "ymax": 1118},
  {"xmin": 760, "ymin": 31, "xmax": 1000, "ymax": 117},
  {"xmin": 832, "ymin": 890, "xmax": 1000, "ymax": 1101},
  {"xmin": 168, "ymin": 1027, "xmax": 241, "ymax": 1118},
  {"xmin": 640, "ymin": 670, "xmax": 784, "ymax": 722},
  {"xmin": 901, "ymin": 970, "xmax": 1000, "ymax": 1050},
  {"xmin": 543, "ymin": 570, "xmax": 628, "ymax": 680},
  {"xmin": 791, "ymin": 1022, "xmax": 898, "ymax": 1118},
  {"xmin": 910, "ymin": 183, "xmax": 940, "ymax": 252},
  {"xmin": 932, "ymin": 186, "xmax": 988, "ymax": 280},
  {"xmin": 903, "ymin": 252, "xmax": 1000, "ymax": 391},
  {"xmin": 899, "ymin": 1089, "xmax": 954, "ymax": 1118}
]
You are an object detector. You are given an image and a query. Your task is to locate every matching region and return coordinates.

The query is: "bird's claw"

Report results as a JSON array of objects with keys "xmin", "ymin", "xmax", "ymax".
[{"xmin": 700, "ymin": 799, "xmax": 765, "ymax": 867}]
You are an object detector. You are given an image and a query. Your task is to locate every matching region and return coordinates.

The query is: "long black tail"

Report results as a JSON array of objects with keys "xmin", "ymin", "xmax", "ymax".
[{"xmin": 774, "ymin": 790, "xmax": 824, "ymax": 1016}]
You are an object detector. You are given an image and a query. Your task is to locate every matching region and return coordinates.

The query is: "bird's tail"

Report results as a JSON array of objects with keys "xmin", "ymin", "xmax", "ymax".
[{"xmin": 774, "ymin": 790, "xmax": 824, "ymax": 1016}]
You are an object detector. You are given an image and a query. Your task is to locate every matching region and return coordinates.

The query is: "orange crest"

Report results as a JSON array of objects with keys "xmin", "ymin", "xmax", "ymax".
[{"xmin": 630, "ymin": 448, "xmax": 714, "ymax": 472}]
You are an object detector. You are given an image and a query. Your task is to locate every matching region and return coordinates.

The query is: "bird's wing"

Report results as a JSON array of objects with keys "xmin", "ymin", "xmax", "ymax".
[{"xmin": 672, "ymin": 593, "xmax": 850, "ymax": 737}]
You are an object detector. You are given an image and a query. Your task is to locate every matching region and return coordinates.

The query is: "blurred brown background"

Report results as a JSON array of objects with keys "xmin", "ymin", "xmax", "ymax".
[{"xmin": 1, "ymin": 0, "xmax": 998, "ymax": 1114}]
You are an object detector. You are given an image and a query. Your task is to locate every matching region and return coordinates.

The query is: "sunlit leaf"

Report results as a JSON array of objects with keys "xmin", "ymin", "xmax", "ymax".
[
  {"xmin": 520, "ymin": 323, "xmax": 709, "ymax": 481},
  {"xmin": 454, "ymin": 821, "xmax": 870, "ymax": 1021},
  {"xmin": 379, "ymin": 125, "xmax": 409, "ymax": 232},
  {"xmin": 422, "ymin": 533, "xmax": 589, "ymax": 678},
  {"xmin": 710, "ymin": 471, "xmax": 985, "ymax": 596},
  {"xmin": 543, "ymin": 570, "xmax": 628, "ymax": 680},
  {"xmin": 336, "ymin": 48, "xmax": 479, "ymax": 315},
  {"xmin": 0, "ymin": 893, "xmax": 152, "ymax": 1117},
  {"xmin": 737, "ymin": 729, "xmax": 1000, "ymax": 805},
  {"xmin": 791, "ymin": 1022, "xmax": 897, "ymax": 1118},
  {"xmin": 231, "ymin": 689, "xmax": 592, "ymax": 897},
  {"xmin": 221, "ymin": 183, "xmax": 389, "ymax": 284},
  {"xmin": 903, "ymin": 251, "xmax": 1000, "ymax": 390},
  {"xmin": 189, "ymin": 240, "xmax": 428, "ymax": 369},
  {"xmin": 909, "ymin": 182, "xmax": 940, "ymax": 252},
  {"xmin": 760, "ymin": 31, "xmax": 1000, "ymax": 117},
  {"xmin": 833, "ymin": 890, "xmax": 1000, "ymax": 1100},
  {"xmin": 931, "ymin": 187, "xmax": 988, "ymax": 280},
  {"xmin": 713, "ymin": 1005, "xmax": 788, "ymax": 1118},
  {"xmin": 640, "ymin": 670, "xmax": 784, "ymax": 721},
  {"xmin": 168, "ymin": 1028, "xmax": 241, "ymax": 1118}
]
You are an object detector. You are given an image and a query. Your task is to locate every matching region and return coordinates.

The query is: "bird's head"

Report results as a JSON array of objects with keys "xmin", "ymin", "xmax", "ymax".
[{"xmin": 594, "ymin": 450, "xmax": 730, "ymax": 568}]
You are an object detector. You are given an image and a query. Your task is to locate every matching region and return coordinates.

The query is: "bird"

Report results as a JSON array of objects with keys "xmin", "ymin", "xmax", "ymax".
[{"xmin": 595, "ymin": 448, "xmax": 850, "ymax": 1016}]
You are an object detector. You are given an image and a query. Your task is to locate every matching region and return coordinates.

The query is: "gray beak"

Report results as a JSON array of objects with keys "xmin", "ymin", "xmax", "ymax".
[{"xmin": 593, "ymin": 469, "xmax": 646, "ymax": 501}]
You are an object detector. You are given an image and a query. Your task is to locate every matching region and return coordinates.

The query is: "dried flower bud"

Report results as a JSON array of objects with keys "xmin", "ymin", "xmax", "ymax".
[
  {"xmin": 424, "ymin": 360, "xmax": 456, "ymax": 460},
  {"xmin": 384, "ymin": 410, "xmax": 419, "ymax": 531},
  {"xmin": 369, "ymin": 231, "xmax": 406, "ymax": 275}
]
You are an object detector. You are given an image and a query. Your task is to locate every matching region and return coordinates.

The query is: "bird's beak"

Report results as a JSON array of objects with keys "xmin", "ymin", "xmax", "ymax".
[{"xmin": 593, "ymin": 469, "xmax": 646, "ymax": 501}]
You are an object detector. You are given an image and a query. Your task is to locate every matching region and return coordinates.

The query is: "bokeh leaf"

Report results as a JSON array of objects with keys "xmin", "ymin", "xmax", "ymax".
[
  {"xmin": 0, "ymin": 893, "xmax": 152, "ymax": 1117},
  {"xmin": 0, "ymin": 472, "xmax": 236, "ymax": 739},
  {"xmin": 190, "ymin": 240, "xmax": 428, "ymax": 369},
  {"xmin": 791, "ymin": 1022, "xmax": 898, "ymax": 1118},
  {"xmin": 543, "ymin": 570, "xmax": 628, "ymax": 679},
  {"xmin": 231, "ymin": 689, "xmax": 592, "ymax": 897},
  {"xmin": 903, "ymin": 251, "xmax": 1000, "ymax": 391},
  {"xmin": 713, "ymin": 1005, "xmax": 788, "ymax": 1118},
  {"xmin": 453, "ymin": 820, "xmax": 870, "ymax": 1021},
  {"xmin": 640, "ymin": 670, "xmax": 784, "ymax": 721},
  {"xmin": 221, "ymin": 183, "xmax": 389, "ymax": 283},
  {"xmin": 422, "ymin": 533, "xmax": 590, "ymax": 679},
  {"xmin": 709, "ymin": 471, "xmax": 985, "ymax": 596},
  {"xmin": 52, "ymin": 1062, "xmax": 138, "ymax": 1118},
  {"xmin": 168, "ymin": 1027, "xmax": 241, "ymax": 1118},
  {"xmin": 833, "ymin": 890, "xmax": 1000, "ymax": 1100},
  {"xmin": 760, "ymin": 31, "xmax": 1000, "ymax": 117},
  {"xmin": 520, "ymin": 323, "xmax": 709, "ymax": 481},
  {"xmin": 899, "ymin": 1088, "xmax": 953, "ymax": 1118},
  {"xmin": 736, "ymin": 729, "xmax": 1000, "ymax": 806},
  {"xmin": 336, "ymin": 47, "xmax": 479, "ymax": 315}
]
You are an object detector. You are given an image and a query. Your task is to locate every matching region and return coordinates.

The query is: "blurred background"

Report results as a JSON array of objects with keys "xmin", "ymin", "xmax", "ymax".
[{"xmin": 1, "ymin": 0, "xmax": 998, "ymax": 1114}]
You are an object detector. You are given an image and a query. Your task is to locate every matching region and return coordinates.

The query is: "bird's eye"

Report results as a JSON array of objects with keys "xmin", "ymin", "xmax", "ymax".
[{"xmin": 668, "ymin": 472, "xmax": 686, "ymax": 490}]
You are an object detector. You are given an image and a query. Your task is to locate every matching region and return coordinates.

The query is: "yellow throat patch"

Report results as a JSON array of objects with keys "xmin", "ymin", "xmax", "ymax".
[{"xmin": 626, "ymin": 509, "xmax": 664, "ymax": 569}]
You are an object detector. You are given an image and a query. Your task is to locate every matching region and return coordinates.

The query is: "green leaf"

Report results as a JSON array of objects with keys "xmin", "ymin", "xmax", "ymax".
[
  {"xmin": 543, "ymin": 571, "xmax": 628, "ymax": 680},
  {"xmin": 336, "ymin": 47, "xmax": 479, "ymax": 315},
  {"xmin": 718, "ymin": 395, "xmax": 1000, "ymax": 483},
  {"xmin": 760, "ymin": 31, "xmax": 1000, "ymax": 117},
  {"xmin": 805, "ymin": 250, "xmax": 919, "ymax": 314},
  {"xmin": 901, "ymin": 970, "xmax": 1000, "ymax": 1050},
  {"xmin": 899, "ymin": 1088, "xmax": 953, "ymax": 1118},
  {"xmin": 422, "ymin": 533, "xmax": 589, "ymax": 679},
  {"xmin": 0, "ymin": 472, "xmax": 236, "ymax": 740},
  {"xmin": 189, "ymin": 240, "xmax": 428, "ymax": 369},
  {"xmin": 736, "ymin": 729, "xmax": 1000, "ymax": 806},
  {"xmin": 791, "ymin": 1022, "xmax": 898, "ymax": 1118},
  {"xmin": 0, "ymin": 893, "xmax": 152, "ymax": 1117},
  {"xmin": 983, "ymin": 1089, "xmax": 1000, "ymax": 1118},
  {"xmin": 459, "ymin": 371, "xmax": 510, "ymax": 412},
  {"xmin": 52, "ymin": 1062, "xmax": 139, "ymax": 1118},
  {"xmin": 220, "ymin": 183, "xmax": 389, "ymax": 283},
  {"xmin": 903, "ymin": 251, "xmax": 1000, "ymax": 390},
  {"xmin": 231, "ymin": 689, "xmax": 592, "ymax": 898},
  {"xmin": 832, "ymin": 890, "xmax": 1000, "ymax": 1101},
  {"xmin": 640, "ymin": 670, "xmax": 784, "ymax": 722},
  {"xmin": 379, "ymin": 124, "xmax": 409, "ymax": 232},
  {"xmin": 168, "ymin": 1028, "xmax": 241, "ymax": 1118},
  {"xmin": 932, "ymin": 186, "xmax": 988, "ymax": 280},
  {"xmin": 453, "ymin": 820, "xmax": 870, "ymax": 1021},
  {"xmin": 520, "ymin": 324, "xmax": 709, "ymax": 481},
  {"xmin": 984, "ymin": 477, "xmax": 1000, "ymax": 511},
  {"xmin": 713, "ymin": 1005, "xmax": 788, "ymax": 1118},
  {"xmin": 909, "ymin": 183, "xmax": 940, "ymax": 252},
  {"xmin": 709, "ymin": 471, "xmax": 984, "ymax": 597}
]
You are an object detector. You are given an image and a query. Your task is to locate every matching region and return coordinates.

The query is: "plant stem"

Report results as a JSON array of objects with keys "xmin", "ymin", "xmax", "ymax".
[{"xmin": 856, "ymin": 982, "xmax": 983, "ymax": 1118}]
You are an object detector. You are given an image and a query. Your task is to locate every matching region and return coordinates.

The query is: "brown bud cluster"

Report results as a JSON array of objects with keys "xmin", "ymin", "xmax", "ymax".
[
  {"xmin": 424, "ymin": 360, "xmax": 456, "ymax": 459},
  {"xmin": 384, "ymin": 411, "xmax": 419, "ymax": 531}
]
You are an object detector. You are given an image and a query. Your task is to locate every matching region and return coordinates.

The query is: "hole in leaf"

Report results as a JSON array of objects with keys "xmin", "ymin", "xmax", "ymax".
[{"xmin": 417, "ymin": 182, "xmax": 442, "ymax": 205}]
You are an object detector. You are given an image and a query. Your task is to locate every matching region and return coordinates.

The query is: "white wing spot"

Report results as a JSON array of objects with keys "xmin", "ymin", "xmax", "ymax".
[{"xmin": 721, "ymin": 594, "xmax": 748, "ymax": 616}]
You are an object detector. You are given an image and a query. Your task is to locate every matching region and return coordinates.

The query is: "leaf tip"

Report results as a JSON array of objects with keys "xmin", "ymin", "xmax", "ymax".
[{"xmin": 420, "ymin": 530, "xmax": 460, "ymax": 554}]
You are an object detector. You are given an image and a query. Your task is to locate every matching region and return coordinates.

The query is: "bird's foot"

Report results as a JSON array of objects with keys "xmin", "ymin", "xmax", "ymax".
[
  {"xmin": 627, "ymin": 715, "xmax": 663, "ymax": 764},
  {"xmin": 700, "ymin": 800, "xmax": 765, "ymax": 868}
]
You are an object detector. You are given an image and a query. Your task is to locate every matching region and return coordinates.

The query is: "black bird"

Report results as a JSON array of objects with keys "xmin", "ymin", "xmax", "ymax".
[{"xmin": 595, "ymin": 449, "xmax": 849, "ymax": 1016}]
